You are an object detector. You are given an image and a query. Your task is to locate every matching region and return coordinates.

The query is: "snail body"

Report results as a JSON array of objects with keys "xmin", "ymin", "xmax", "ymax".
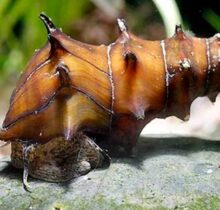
[{"xmin": 11, "ymin": 134, "xmax": 108, "ymax": 183}]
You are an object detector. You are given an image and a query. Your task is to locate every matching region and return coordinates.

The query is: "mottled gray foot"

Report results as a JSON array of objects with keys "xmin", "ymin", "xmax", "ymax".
[{"xmin": 11, "ymin": 135, "xmax": 111, "ymax": 186}]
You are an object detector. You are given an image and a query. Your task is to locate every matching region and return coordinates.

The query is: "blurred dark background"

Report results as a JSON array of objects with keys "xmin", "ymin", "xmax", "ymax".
[
  {"xmin": 0, "ymin": 0, "xmax": 219, "ymax": 86},
  {"xmin": 176, "ymin": 0, "xmax": 219, "ymax": 36}
]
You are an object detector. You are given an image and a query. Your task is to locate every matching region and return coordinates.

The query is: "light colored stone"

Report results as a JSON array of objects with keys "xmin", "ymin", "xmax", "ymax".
[{"xmin": 0, "ymin": 136, "xmax": 220, "ymax": 210}]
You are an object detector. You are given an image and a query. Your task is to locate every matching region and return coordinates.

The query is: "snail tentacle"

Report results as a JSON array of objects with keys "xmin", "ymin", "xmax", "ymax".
[{"xmin": 22, "ymin": 142, "xmax": 36, "ymax": 192}]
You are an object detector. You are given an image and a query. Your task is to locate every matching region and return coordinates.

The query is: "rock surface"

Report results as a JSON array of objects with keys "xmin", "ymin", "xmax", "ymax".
[{"xmin": 0, "ymin": 136, "xmax": 220, "ymax": 210}]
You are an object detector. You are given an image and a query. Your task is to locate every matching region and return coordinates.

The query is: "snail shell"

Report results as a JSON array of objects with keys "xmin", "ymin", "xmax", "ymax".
[{"xmin": 0, "ymin": 14, "xmax": 219, "ymax": 188}]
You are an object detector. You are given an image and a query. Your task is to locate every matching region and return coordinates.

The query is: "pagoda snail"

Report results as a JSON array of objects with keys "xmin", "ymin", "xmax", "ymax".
[{"xmin": 0, "ymin": 13, "xmax": 219, "ymax": 190}]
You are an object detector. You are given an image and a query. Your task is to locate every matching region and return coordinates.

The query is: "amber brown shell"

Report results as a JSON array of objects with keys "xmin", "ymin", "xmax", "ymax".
[{"xmin": 0, "ymin": 14, "xmax": 220, "ymax": 151}]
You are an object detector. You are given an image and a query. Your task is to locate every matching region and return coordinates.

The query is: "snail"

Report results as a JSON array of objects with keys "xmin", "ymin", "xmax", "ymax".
[{"xmin": 0, "ymin": 13, "xmax": 219, "ymax": 190}]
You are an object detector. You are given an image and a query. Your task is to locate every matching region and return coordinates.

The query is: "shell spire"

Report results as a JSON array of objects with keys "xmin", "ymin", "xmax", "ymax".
[
  {"xmin": 39, "ymin": 13, "xmax": 57, "ymax": 34},
  {"xmin": 117, "ymin": 18, "xmax": 130, "ymax": 41},
  {"xmin": 117, "ymin": 18, "xmax": 128, "ymax": 33},
  {"xmin": 39, "ymin": 13, "xmax": 63, "ymax": 53},
  {"xmin": 174, "ymin": 24, "xmax": 186, "ymax": 40},
  {"xmin": 117, "ymin": 18, "xmax": 136, "ymax": 69}
]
